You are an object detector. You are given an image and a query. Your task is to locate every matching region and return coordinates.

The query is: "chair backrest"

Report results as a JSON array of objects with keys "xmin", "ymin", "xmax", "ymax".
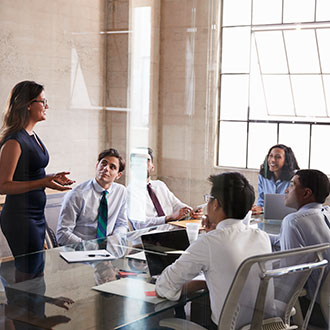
[
  {"xmin": 320, "ymin": 269, "xmax": 330, "ymax": 324},
  {"xmin": 218, "ymin": 243, "xmax": 329, "ymax": 330}
]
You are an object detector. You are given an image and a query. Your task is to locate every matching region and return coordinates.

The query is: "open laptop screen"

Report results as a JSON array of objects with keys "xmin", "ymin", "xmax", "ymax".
[
  {"xmin": 264, "ymin": 193, "xmax": 295, "ymax": 220},
  {"xmin": 141, "ymin": 229, "xmax": 190, "ymax": 276}
]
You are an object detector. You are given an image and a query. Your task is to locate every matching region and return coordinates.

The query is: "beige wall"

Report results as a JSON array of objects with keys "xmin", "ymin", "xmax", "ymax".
[
  {"xmin": 0, "ymin": 0, "xmax": 107, "ymax": 184},
  {"xmin": 1, "ymin": 0, "xmax": 307, "ymax": 207},
  {"xmin": 104, "ymin": 0, "xmax": 261, "ymax": 205}
]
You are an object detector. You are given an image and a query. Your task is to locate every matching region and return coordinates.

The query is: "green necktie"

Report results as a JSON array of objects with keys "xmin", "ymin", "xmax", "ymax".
[{"xmin": 97, "ymin": 190, "xmax": 108, "ymax": 239}]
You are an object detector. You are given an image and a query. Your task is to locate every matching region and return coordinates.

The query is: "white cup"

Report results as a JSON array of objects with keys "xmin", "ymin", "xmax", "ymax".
[{"xmin": 186, "ymin": 223, "xmax": 200, "ymax": 243}]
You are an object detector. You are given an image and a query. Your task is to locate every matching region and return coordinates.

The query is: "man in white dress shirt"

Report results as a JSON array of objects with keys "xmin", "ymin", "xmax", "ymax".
[
  {"xmin": 156, "ymin": 172, "xmax": 272, "ymax": 328},
  {"xmin": 129, "ymin": 148, "xmax": 200, "ymax": 229},
  {"xmin": 56, "ymin": 148, "xmax": 129, "ymax": 245}
]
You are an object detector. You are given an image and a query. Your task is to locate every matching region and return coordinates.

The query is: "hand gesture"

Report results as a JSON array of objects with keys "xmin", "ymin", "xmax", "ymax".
[
  {"xmin": 50, "ymin": 296, "xmax": 75, "ymax": 310},
  {"xmin": 53, "ymin": 172, "xmax": 75, "ymax": 186},
  {"xmin": 251, "ymin": 204, "xmax": 263, "ymax": 215},
  {"xmin": 165, "ymin": 207, "xmax": 192, "ymax": 222},
  {"xmin": 190, "ymin": 208, "xmax": 203, "ymax": 219},
  {"xmin": 44, "ymin": 172, "xmax": 75, "ymax": 191}
]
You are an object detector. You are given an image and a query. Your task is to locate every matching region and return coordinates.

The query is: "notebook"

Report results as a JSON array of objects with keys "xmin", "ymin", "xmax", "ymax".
[
  {"xmin": 264, "ymin": 193, "xmax": 296, "ymax": 221},
  {"xmin": 92, "ymin": 278, "xmax": 165, "ymax": 304},
  {"xmin": 141, "ymin": 229, "xmax": 190, "ymax": 276}
]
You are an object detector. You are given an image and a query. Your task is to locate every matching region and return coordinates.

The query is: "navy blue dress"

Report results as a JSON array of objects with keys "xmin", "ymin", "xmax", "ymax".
[{"xmin": 0, "ymin": 129, "xmax": 49, "ymax": 274}]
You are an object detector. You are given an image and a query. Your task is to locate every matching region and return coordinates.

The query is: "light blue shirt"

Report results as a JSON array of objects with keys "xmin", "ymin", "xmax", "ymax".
[
  {"xmin": 257, "ymin": 174, "xmax": 290, "ymax": 207},
  {"xmin": 273, "ymin": 203, "xmax": 330, "ymax": 300},
  {"xmin": 56, "ymin": 179, "xmax": 129, "ymax": 245}
]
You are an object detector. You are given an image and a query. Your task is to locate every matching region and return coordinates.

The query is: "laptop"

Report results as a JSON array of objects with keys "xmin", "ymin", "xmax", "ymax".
[
  {"xmin": 141, "ymin": 229, "xmax": 190, "ymax": 276},
  {"xmin": 264, "ymin": 193, "xmax": 296, "ymax": 221}
]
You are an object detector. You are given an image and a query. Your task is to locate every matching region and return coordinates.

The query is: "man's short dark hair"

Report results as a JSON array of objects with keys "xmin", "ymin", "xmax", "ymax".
[
  {"xmin": 148, "ymin": 147, "xmax": 153, "ymax": 162},
  {"xmin": 296, "ymin": 169, "xmax": 330, "ymax": 203},
  {"xmin": 98, "ymin": 148, "xmax": 125, "ymax": 172},
  {"xmin": 209, "ymin": 172, "xmax": 255, "ymax": 219}
]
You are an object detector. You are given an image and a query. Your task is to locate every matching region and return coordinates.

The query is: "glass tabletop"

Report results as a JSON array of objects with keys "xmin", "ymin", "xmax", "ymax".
[{"xmin": 0, "ymin": 224, "xmax": 206, "ymax": 329}]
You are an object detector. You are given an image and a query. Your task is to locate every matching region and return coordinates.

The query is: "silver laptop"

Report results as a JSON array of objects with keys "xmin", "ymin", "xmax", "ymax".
[{"xmin": 264, "ymin": 194, "xmax": 296, "ymax": 221}]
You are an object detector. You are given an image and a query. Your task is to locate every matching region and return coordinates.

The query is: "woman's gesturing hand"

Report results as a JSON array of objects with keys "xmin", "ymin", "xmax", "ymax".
[{"xmin": 44, "ymin": 172, "xmax": 75, "ymax": 191}]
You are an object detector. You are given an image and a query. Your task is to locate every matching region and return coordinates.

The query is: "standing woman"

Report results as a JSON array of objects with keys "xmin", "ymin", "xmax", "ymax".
[
  {"xmin": 0, "ymin": 81, "xmax": 74, "ymax": 279},
  {"xmin": 252, "ymin": 144, "xmax": 299, "ymax": 214}
]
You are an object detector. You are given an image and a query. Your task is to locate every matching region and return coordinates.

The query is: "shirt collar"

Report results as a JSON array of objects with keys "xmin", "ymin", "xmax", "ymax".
[
  {"xmin": 216, "ymin": 218, "xmax": 245, "ymax": 229},
  {"xmin": 92, "ymin": 178, "xmax": 112, "ymax": 194},
  {"xmin": 271, "ymin": 177, "xmax": 282, "ymax": 184},
  {"xmin": 299, "ymin": 202, "xmax": 323, "ymax": 211}
]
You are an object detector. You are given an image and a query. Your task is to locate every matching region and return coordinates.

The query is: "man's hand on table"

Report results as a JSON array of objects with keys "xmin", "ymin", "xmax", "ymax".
[
  {"xmin": 251, "ymin": 205, "xmax": 263, "ymax": 215},
  {"xmin": 165, "ymin": 207, "xmax": 192, "ymax": 222}
]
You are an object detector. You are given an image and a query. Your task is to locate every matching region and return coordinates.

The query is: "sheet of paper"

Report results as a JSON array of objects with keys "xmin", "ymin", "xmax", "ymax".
[
  {"xmin": 125, "ymin": 251, "xmax": 146, "ymax": 261},
  {"xmin": 168, "ymin": 219, "xmax": 202, "ymax": 229},
  {"xmin": 60, "ymin": 249, "xmax": 115, "ymax": 263},
  {"xmin": 92, "ymin": 278, "xmax": 166, "ymax": 304}
]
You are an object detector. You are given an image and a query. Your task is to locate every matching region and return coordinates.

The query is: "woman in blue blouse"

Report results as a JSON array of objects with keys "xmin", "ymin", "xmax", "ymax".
[{"xmin": 252, "ymin": 144, "xmax": 299, "ymax": 214}]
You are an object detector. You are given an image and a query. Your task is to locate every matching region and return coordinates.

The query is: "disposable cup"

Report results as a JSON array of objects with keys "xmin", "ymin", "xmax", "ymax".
[{"xmin": 186, "ymin": 223, "xmax": 200, "ymax": 243}]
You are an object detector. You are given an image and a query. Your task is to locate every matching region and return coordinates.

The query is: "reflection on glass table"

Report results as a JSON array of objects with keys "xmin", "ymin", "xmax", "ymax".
[{"xmin": 0, "ymin": 223, "xmax": 206, "ymax": 329}]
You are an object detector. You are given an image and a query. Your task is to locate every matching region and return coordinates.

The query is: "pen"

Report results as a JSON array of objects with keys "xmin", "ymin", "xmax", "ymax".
[{"xmin": 87, "ymin": 254, "xmax": 111, "ymax": 257}]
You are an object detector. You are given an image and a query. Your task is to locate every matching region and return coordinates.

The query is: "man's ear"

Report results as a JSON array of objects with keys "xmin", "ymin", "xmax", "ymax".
[
  {"xmin": 303, "ymin": 187, "xmax": 313, "ymax": 200},
  {"xmin": 212, "ymin": 198, "xmax": 220, "ymax": 210},
  {"xmin": 116, "ymin": 172, "xmax": 122, "ymax": 180}
]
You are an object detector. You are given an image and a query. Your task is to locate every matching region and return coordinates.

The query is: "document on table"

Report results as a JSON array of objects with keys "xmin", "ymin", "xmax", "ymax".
[
  {"xmin": 168, "ymin": 219, "xmax": 202, "ymax": 229},
  {"xmin": 125, "ymin": 251, "xmax": 146, "ymax": 261},
  {"xmin": 92, "ymin": 278, "xmax": 166, "ymax": 304},
  {"xmin": 60, "ymin": 249, "xmax": 115, "ymax": 263}
]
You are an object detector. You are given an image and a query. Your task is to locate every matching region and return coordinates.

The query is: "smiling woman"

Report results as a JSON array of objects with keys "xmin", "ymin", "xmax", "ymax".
[
  {"xmin": 0, "ymin": 80, "xmax": 75, "ymax": 281},
  {"xmin": 252, "ymin": 144, "xmax": 300, "ymax": 214}
]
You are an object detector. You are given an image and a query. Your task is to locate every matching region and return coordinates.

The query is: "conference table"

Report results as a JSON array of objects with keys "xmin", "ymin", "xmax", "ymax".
[
  {"xmin": 0, "ymin": 220, "xmax": 281, "ymax": 329},
  {"xmin": 0, "ymin": 224, "xmax": 209, "ymax": 329}
]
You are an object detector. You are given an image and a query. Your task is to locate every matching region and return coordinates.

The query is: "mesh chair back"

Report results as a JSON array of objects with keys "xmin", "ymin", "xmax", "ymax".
[
  {"xmin": 320, "ymin": 269, "xmax": 330, "ymax": 324},
  {"xmin": 218, "ymin": 243, "xmax": 329, "ymax": 330}
]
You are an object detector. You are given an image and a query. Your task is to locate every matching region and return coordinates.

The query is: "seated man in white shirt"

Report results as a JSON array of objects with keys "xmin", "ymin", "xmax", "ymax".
[
  {"xmin": 129, "ymin": 148, "xmax": 201, "ymax": 229},
  {"xmin": 156, "ymin": 172, "xmax": 272, "ymax": 329},
  {"xmin": 56, "ymin": 148, "xmax": 129, "ymax": 245},
  {"xmin": 272, "ymin": 169, "xmax": 330, "ymax": 328}
]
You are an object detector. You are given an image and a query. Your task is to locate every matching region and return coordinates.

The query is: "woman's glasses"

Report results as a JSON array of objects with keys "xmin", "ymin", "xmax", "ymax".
[{"xmin": 31, "ymin": 99, "xmax": 48, "ymax": 107}]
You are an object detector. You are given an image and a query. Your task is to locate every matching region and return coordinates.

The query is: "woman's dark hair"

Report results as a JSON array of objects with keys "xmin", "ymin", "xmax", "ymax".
[
  {"xmin": 209, "ymin": 172, "xmax": 255, "ymax": 219},
  {"xmin": 147, "ymin": 147, "xmax": 153, "ymax": 162},
  {"xmin": 98, "ymin": 148, "xmax": 125, "ymax": 172},
  {"xmin": 259, "ymin": 144, "xmax": 300, "ymax": 181},
  {"xmin": 0, "ymin": 81, "xmax": 44, "ymax": 144},
  {"xmin": 296, "ymin": 169, "xmax": 330, "ymax": 203}
]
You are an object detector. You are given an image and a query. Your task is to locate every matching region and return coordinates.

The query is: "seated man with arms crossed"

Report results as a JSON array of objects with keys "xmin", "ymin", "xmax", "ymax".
[
  {"xmin": 129, "ymin": 147, "xmax": 201, "ymax": 229},
  {"xmin": 156, "ymin": 172, "xmax": 272, "ymax": 329},
  {"xmin": 56, "ymin": 148, "xmax": 129, "ymax": 245},
  {"xmin": 273, "ymin": 169, "xmax": 330, "ymax": 328}
]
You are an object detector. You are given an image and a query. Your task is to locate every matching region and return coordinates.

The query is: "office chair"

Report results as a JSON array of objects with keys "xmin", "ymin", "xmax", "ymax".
[
  {"xmin": 320, "ymin": 270, "xmax": 330, "ymax": 325},
  {"xmin": 44, "ymin": 223, "xmax": 58, "ymax": 249},
  {"xmin": 159, "ymin": 243, "xmax": 329, "ymax": 330}
]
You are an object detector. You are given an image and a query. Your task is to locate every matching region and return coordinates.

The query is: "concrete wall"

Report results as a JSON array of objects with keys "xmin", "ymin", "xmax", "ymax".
[
  {"xmin": 0, "ymin": 0, "xmax": 107, "ymax": 184},
  {"xmin": 0, "ymin": 0, "xmax": 260, "ymax": 209}
]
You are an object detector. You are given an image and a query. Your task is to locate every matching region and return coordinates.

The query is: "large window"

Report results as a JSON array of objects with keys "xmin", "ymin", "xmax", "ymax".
[{"xmin": 218, "ymin": 0, "xmax": 330, "ymax": 174}]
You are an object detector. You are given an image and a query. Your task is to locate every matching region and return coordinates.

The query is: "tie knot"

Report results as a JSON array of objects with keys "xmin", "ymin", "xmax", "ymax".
[{"xmin": 102, "ymin": 190, "xmax": 108, "ymax": 197}]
